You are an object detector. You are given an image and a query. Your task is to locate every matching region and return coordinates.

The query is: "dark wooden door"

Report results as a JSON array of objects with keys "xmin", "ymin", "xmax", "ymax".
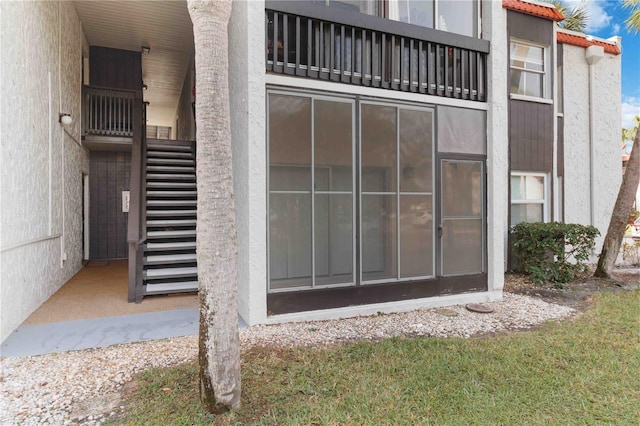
[{"xmin": 89, "ymin": 151, "xmax": 131, "ymax": 259}]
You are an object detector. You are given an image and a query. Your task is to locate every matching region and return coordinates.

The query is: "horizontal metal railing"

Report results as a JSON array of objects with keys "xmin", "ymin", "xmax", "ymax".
[
  {"xmin": 266, "ymin": 2, "xmax": 488, "ymax": 101},
  {"xmin": 83, "ymin": 85, "xmax": 138, "ymax": 137}
]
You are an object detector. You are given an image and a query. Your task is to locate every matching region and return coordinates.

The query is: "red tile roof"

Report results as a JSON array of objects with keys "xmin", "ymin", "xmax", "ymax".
[
  {"xmin": 503, "ymin": 0, "xmax": 565, "ymax": 21},
  {"xmin": 557, "ymin": 31, "xmax": 621, "ymax": 55}
]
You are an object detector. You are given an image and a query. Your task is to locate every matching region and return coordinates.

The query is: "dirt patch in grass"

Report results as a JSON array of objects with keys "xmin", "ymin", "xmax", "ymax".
[{"xmin": 505, "ymin": 268, "xmax": 640, "ymax": 311}]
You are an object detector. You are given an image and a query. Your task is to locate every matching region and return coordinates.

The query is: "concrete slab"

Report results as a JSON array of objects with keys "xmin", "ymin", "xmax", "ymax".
[{"xmin": 1, "ymin": 310, "xmax": 248, "ymax": 358}]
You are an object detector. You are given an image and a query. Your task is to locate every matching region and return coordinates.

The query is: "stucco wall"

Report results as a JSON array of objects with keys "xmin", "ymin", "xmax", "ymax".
[
  {"xmin": 484, "ymin": 0, "xmax": 509, "ymax": 293},
  {"xmin": 0, "ymin": 1, "xmax": 88, "ymax": 343},
  {"xmin": 229, "ymin": 0, "xmax": 267, "ymax": 325},
  {"xmin": 175, "ymin": 53, "xmax": 195, "ymax": 141},
  {"xmin": 562, "ymin": 43, "xmax": 621, "ymax": 253},
  {"xmin": 227, "ymin": 0, "xmax": 509, "ymax": 324}
]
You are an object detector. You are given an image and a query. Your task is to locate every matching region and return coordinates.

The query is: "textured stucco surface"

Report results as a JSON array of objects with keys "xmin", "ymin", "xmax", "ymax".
[
  {"xmin": 230, "ymin": 1, "xmax": 506, "ymax": 325},
  {"xmin": 175, "ymin": 53, "xmax": 195, "ymax": 142},
  {"xmin": 485, "ymin": 0, "xmax": 509, "ymax": 293},
  {"xmin": 562, "ymin": 44, "xmax": 621, "ymax": 253},
  {"xmin": 1, "ymin": 1, "xmax": 88, "ymax": 343},
  {"xmin": 229, "ymin": 0, "xmax": 267, "ymax": 325}
]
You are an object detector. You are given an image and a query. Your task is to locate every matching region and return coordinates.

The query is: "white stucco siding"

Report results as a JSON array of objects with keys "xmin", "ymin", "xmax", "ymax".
[
  {"xmin": 230, "ymin": 1, "xmax": 507, "ymax": 325},
  {"xmin": 229, "ymin": 0, "xmax": 267, "ymax": 326},
  {"xmin": 0, "ymin": 1, "xmax": 88, "ymax": 343},
  {"xmin": 562, "ymin": 43, "xmax": 621, "ymax": 252},
  {"xmin": 484, "ymin": 0, "xmax": 509, "ymax": 295}
]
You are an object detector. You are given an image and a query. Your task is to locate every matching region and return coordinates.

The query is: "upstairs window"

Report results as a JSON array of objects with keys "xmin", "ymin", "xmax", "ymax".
[
  {"xmin": 326, "ymin": 0, "xmax": 480, "ymax": 37},
  {"xmin": 510, "ymin": 40, "xmax": 548, "ymax": 99}
]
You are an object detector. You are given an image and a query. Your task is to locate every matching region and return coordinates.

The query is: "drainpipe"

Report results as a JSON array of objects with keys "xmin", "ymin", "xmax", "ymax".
[{"xmin": 585, "ymin": 44, "xmax": 604, "ymax": 226}]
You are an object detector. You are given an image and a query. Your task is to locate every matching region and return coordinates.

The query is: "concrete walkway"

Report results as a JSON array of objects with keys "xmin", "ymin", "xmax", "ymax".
[
  {"xmin": 1, "ymin": 309, "xmax": 247, "ymax": 357},
  {"xmin": 1, "ymin": 260, "xmax": 246, "ymax": 358}
]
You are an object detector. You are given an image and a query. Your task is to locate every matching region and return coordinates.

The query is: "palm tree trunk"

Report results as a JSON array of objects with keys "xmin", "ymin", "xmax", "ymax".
[
  {"xmin": 187, "ymin": 0, "xmax": 240, "ymax": 412},
  {"xmin": 595, "ymin": 129, "xmax": 640, "ymax": 278}
]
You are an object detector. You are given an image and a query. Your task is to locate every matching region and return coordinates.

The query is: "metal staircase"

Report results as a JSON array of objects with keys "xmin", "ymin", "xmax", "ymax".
[{"xmin": 142, "ymin": 140, "xmax": 198, "ymax": 295}]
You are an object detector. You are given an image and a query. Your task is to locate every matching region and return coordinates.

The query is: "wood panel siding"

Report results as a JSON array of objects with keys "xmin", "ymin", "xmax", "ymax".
[
  {"xmin": 509, "ymin": 100, "xmax": 554, "ymax": 172},
  {"xmin": 507, "ymin": 11, "xmax": 554, "ymax": 46},
  {"xmin": 89, "ymin": 46, "xmax": 142, "ymax": 91},
  {"xmin": 90, "ymin": 151, "xmax": 132, "ymax": 259},
  {"xmin": 557, "ymin": 116, "xmax": 564, "ymax": 177},
  {"xmin": 268, "ymin": 274, "xmax": 486, "ymax": 315}
]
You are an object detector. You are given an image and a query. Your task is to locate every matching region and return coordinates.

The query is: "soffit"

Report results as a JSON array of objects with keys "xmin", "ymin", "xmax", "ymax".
[{"xmin": 73, "ymin": 1, "xmax": 194, "ymax": 126}]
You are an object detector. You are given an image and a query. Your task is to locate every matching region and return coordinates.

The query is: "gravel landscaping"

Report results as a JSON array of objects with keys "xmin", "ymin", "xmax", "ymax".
[{"xmin": 0, "ymin": 292, "xmax": 577, "ymax": 425}]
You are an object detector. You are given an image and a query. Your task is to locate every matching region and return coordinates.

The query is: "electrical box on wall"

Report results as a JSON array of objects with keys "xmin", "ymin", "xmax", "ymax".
[{"xmin": 122, "ymin": 191, "xmax": 130, "ymax": 213}]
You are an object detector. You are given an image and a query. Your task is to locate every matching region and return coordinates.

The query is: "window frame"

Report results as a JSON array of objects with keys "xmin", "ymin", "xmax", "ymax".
[
  {"xmin": 267, "ymin": 91, "xmax": 357, "ymax": 293},
  {"xmin": 388, "ymin": 0, "xmax": 480, "ymax": 38},
  {"xmin": 266, "ymin": 89, "xmax": 440, "ymax": 294},
  {"xmin": 510, "ymin": 172, "xmax": 549, "ymax": 227},
  {"xmin": 328, "ymin": 0, "xmax": 481, "ymax": 38},
  {"xmin": 509, "ymin": 39, "xmax": 551, "ymax": 102}
]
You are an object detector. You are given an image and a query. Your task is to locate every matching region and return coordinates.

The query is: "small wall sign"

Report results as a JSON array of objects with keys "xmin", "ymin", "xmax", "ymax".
[{"xmin": 122, "ymin": 191, "xmax": 130, "ymax": 213}]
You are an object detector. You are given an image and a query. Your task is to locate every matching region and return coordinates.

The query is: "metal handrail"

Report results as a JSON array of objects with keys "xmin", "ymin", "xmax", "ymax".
[
  {"xmin": 265, "ymin": 3, "xmax": 487, "ymax": 101},
  {"xmin": 83, "ymin": 85, "xmax": 141, "ymax": 137},
  {"xmin": 127, "ymin": 93, "xmax": 145, "ymax": 302}
]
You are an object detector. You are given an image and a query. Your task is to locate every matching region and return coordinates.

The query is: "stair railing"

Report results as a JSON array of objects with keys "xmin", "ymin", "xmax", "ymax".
[
  {"xmin": 82, "ymin": 85, "xmax": 137, "ymax": 137},
  {"xmin": 127, "ymin": 91, "xmax": 146, "ymax": 303}
]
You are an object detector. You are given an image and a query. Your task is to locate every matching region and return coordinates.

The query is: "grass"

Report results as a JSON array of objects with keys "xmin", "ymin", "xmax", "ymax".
[{"xmin": 112, "ymin": 290, "xmax": 640, "ymax": 425}]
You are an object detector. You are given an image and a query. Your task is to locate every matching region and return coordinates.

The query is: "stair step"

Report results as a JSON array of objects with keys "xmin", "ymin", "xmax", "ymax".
[
  {"xmin": 147, "ymin": 219, "xmax": 196, "ymax": 227},
  {"xmin": 146, "ymin": 209, "xmax": 197, "ymax": 217},
  {"xmin": 147, "ymin": 158, "xmax": 194, "ymax": 166},
  {"xmin": 145, "ymin": 253, "xmax": 197, "ymax": 265},
  {"xmin": 146, "ymin": 241, "xmax": 196, "ymax": 251},
  {"xmin": 147, "ymin": 199, "xmax": 197, "ymax": 207},
  {"xmin": 144, "ymin": 281, "xmax": 198, "ymax": 295},
  {"xmin": 147, "ymin": 190, "xmax": 197, "ymax": 198},
  {"xmin": 147, "ymin": 165, "xmax": 195, "ymax": 173},
  {"xmin": 144, "ymin": 267, "xmax": 198, "ymax": 280},
  {"xmin": 147, "ymin": 173, "xmax": 195, "ymax": 181},
  {"xmin": 147, "ymin": 229, "xmax": 196, "ymax": 239},
  {"xmin": 147, "ymin": 181, "xmax": 196, "ymax": 189},
  {"xmin": 147, "ymin": 143, "xmax": 192, "ymax": 152},
  {"xmin": 147, "ymin": 150, "xmax": 193, "ymax": 159}
]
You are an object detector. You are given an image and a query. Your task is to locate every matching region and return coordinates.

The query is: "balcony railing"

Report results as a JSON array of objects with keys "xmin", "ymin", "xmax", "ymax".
[
  {"xmin": 83, "ymin": 85, "xmax": 139, "ymax": 137},
  {"xmin": 266, "ymin": 1, "xmax": 489, "ymax": 101}
]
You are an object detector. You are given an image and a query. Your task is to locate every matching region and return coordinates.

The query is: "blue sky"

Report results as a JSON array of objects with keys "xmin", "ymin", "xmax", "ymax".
[{"xmin": 572, "ymin": 0, "xmax": 640, "ymax": 130}]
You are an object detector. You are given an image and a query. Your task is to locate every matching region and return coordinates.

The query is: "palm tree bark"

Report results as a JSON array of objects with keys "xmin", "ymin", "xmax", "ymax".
[
  {"xmin": 595, "ymin": 129, "xmax": 640, "ymax": 278},
  {"xmin": 187, "ymin": 0, "xmax": 241, "ymax": 412}
]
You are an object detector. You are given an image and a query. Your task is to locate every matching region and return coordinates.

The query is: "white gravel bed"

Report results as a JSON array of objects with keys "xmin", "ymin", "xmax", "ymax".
[{"xmin": 0, "ymin": 293, "xmax": 575, "ymax": 425}]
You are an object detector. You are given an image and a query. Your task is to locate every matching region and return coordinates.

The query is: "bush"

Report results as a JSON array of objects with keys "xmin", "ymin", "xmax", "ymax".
[{"xmin": 511, "ymin": 222, "xmax": 600, "ymax": 287}]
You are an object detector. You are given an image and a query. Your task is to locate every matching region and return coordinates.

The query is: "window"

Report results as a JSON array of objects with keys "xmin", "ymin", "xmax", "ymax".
[
  {"xmin": 267, "ymin": 91, "xmax": 435, "ymax": 291},
  {"xmin": 510, "ymin": 173, "xmax": 548, "ymax": 227},
  {"xmin": 327, "ymin": 0, "xmax": 479, "ymax": 37},
  {"xmin": 390, "ymin": 0, "xmax": 479, "ymax": 37},
  {"xmin": 510, "ymin": 40, "xmax": 547, "ymax": 99}
]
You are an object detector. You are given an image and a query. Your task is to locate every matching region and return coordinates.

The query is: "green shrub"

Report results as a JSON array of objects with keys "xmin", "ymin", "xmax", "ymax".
[{"xmin": 511, "ymin": 222, "xmax": 600, "ymax": 287}]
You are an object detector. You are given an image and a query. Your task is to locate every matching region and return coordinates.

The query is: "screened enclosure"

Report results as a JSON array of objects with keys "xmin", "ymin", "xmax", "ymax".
[{"xmin": 267, "ymin": 90, "xmax": 486, "ymax": 311}]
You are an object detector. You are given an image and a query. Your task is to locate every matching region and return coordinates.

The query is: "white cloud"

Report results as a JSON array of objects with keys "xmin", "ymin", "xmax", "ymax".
[
  {"xmin": 613, "ymin": 23, "xmax": 621, "ymax": 34},
  {"xmin": 565, "ymin": 0, "xmax": 613, "ymax": 33},
  {"xmin": 622, "ymin": 97, "xmax": 640, "ymax": 130}
]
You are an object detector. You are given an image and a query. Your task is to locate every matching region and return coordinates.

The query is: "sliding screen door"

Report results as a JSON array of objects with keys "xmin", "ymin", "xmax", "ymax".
[
  {"xmin": 360, "ymin": 103, "xmax": 434, "ymax": 283},
  {"xmin": 268, "ymin": 93, "xmax": 355, "ymax": 290}
]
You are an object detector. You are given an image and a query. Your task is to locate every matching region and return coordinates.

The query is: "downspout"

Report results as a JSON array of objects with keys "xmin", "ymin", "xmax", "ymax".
[
  {"xmin": 59, "ymin": 0, "xmax": 66, "ymax": 267},
  {"xmin": 585, "ymin": 44, "xmax": 604, "ymax": 226}
]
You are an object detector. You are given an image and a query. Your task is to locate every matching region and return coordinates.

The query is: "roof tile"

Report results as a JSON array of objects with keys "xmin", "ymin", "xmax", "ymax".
[
  {"xmin": 557, "ymin": 31, "xmax": 621, "ymax": 55},
  {"xmin": 503, "ymin": 0, "xmax": 565, "ymax": 21}
]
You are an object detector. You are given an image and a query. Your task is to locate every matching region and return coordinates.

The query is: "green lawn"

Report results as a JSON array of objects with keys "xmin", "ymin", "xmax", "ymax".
[{"xmin": 114, "ymin": 290, "xmax": 640, "ymax": 425}]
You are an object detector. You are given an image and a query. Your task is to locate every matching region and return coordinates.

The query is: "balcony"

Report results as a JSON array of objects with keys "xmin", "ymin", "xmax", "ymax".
[
  {"xmin": 266, "ymin": 1, "xmax": 489, "ymax": 102},
  {"xmin": 82, "ymin": 85, "xmax": 144, "ymax": 149}
]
